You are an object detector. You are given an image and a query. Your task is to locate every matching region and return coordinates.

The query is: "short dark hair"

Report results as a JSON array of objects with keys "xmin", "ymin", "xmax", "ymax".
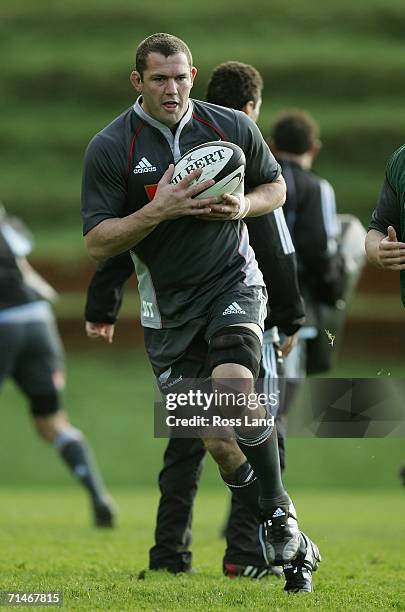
[
  {"xmin": 206, "ymin": 61, "xmax": 263, "ymax": 110},
  {"xmin": 135, "ymin": 33, "xmax": 193, "ymax": 78},
  {"xmin": 271, "ymin": 109, "xmax": 320, "ymax": 155}
]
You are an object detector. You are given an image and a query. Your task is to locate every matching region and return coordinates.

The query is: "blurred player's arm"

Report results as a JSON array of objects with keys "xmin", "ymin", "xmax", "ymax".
[
  {"xmin": 17, "ymin": 257, "xmax": 58, "ymax": 303},
  {"xmin": 85, "ymin": 251, "xmax": 135, "ymax": 343},
  {"xmin": 1, "ymin": 214, "xmax": 58, "ymax": 302},
  {"xmin": 366, "ymin": 178, "xmax": 405, "ymax": 270},
  {"xmin": 279, "ymin": 332, "xmax": 299, "ymax": 357}
]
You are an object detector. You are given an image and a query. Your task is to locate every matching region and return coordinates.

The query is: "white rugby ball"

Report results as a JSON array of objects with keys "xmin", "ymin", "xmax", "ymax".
[{"xmin": 171, "ymin": 141, "xmax": 245, "ymax": 199}]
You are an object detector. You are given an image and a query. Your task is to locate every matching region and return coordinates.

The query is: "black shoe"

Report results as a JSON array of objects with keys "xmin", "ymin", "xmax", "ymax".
[
  {"xmin": 138, "ymin": 567, "xmax": 195, "ymax": 579},
  {"xmin": 262, "ymin": 503, "xmax": 300, "ymax": 565},
  {"xmin": 399, "ymin": 465, "xmax": 405, "ymax": 486},
  {"xmin": 93, "ymin": 496, "xmax": 117, "ymax": 528},
  {"xmin": 283, "ymin": 533, "xmax": 321, "ymax": 594},
  {"xmin": 148, "ymin": 565, "xmax": 195, "ymax": 575},
  {"xmin": 223, "ymin": 562, "xmax": 282, "ymax": 579}
]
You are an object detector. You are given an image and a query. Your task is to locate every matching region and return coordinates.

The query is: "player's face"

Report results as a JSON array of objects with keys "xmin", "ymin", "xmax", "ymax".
[{"xmin": 131, "ymin": 52, "xmax": 197, "ymax": 128}]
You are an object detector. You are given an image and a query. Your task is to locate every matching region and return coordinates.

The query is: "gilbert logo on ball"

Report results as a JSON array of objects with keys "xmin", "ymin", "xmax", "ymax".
[{"xmin": 171, "ymin": 141, "xmax": 246, "ymax": 199}]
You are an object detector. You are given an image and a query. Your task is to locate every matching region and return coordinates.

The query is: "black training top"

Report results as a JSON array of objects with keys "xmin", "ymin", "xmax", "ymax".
[
  {"xmin": 82, "ymin": 98, "xmax": 280, "ymax": 329},
  {"xmin": 85, "ymin": 208, "xmax": 306, "ymax": 336},
  {"xmin": 0, "ymin": 215, "xmax": 39, "ymax": 310},
  {"xmin": 279, "ymin": 158, "xmax": 342, "ymax": 323}
]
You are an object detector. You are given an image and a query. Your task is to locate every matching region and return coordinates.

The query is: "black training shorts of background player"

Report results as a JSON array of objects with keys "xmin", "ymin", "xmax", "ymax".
[
  {"xmin": 0, "ymin": 317, "xmax": 64, "ymax": 415},
  {"xmin": 0, "ymin": 216, "xmax": 64, "ymax": 414}
]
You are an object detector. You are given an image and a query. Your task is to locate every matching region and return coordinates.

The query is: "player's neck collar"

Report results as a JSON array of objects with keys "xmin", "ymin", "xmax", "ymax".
[
  {"xmin": 133, "ymin": 97, "xmax": 194, "ymax": 161},
  {"xmin": 133, "ymin": 97, "xmax": 193, "ymax": 133}
]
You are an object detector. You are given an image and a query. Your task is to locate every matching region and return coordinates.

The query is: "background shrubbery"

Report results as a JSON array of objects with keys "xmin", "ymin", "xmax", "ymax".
[{"xmin": 2, "ymin": 0, "xmax": 405, "ymax": 256}]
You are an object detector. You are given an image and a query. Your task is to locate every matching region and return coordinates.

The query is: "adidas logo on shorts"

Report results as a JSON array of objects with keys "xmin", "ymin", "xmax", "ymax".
[
  {"xmin": 272, "ymin": 507, "xmax": 286, "ymax": 518},
  {"xmin": 133, "ymin": 157, "xmax": 157, "ymax": 174},
  {"xmin": 222, "ymin": 302, "xmax": 246, "ymax": 316}
]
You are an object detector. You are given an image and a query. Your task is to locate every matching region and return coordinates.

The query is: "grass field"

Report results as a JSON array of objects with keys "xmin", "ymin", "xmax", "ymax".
[
  {"xmin": 1, "ymin": 488, "xmax": 404, "ymax": 610},
  {"xmin": 1, "ymin": 348, "xmax": 404, "ymax": 609},
  {"xmin": 1, "ymin": 348, "xmax": 404, "ymax": 489}
]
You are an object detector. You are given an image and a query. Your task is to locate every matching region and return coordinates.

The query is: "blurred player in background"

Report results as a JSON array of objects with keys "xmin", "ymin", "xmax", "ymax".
[
  {"xmin": 84, "ymin": 53, "xmax": 320, "ymax": 593},
  {"xmin": 270, "ymin": 110, "xmax": 366, "ymax": 444},
  {"xmin": 0, "ymin": 204, "xmax": 116, "ymax": 527},
  {"xmin": 365, "ymin": 144, "xmax": 405, "ymax": 484},
  {"xmin": 271, "ymin": 110, "xmax": 344, "ymax": 380}
]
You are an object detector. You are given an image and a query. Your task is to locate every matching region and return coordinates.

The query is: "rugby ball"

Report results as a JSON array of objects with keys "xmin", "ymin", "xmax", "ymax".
[{"xmin": 171, "ymin": 141, "xmax": 245, "ymax": 199}]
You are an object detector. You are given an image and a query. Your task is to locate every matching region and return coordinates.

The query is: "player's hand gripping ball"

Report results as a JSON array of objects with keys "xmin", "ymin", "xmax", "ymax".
[{"xmin": 171, "ymin": 141, "xmax": 245, "ymax": 199}]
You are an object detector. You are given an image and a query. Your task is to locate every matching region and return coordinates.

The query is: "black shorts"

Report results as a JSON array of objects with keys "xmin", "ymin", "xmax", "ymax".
[
  {"xmin": 144, "ymin": 283, "xmax": 267, "ymax": 383},
  {"xmin": 0, "ymin": 316, "xmax": 64, "ymax": 414}
]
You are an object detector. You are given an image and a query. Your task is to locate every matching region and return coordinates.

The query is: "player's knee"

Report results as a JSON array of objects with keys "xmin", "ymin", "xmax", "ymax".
[
  {"xmin": 212, "ymin": 362, "xmax": 253, "ymax": 379},
  {"xmin": 208, "ymin": 326, "xmax": 262, "ymax": 381},
  {"xmin": 212, "ymin": 363, "xmax": 254, "ymax": 400},
  {"xmin": 204, "ymin": 438, "xmax": 229, "ymax": 463},
  {"xmin": 34, "ymin": 416, "xmax": 57, "ymax": 441},
  {"xmin": 204, "ymin": 438, "xmax": 244, "ymax": 473},
  {"xmin": 29, "ymin": 391, "xmax": 61, "ymax": 418},
  {"xmin": 33, "ymin": 407, "xmax": 70, "ymax": 442}
]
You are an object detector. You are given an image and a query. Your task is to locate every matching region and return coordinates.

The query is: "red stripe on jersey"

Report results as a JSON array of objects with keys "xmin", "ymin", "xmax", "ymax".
[
  {"xmin": 145, "ymin": 184, "xmax": 158, "ymax": 201},
  {"xmin": 126, "ymin": 121, "xmax": 145, "ymax": 178},
  {"xmin": 192, "ymin": 114, "xmax": 228, "ymax": 141}
]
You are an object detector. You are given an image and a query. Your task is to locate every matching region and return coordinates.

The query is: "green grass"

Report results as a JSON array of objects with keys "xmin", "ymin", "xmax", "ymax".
[
  {"xmin": 1, "ymin": 349, "xmax": 404, "ymax": 489},
  {"xmin": 344, "ymin": 294, "xmax": 404, "ymax": 321},
  {"xmin": 0, "ymin": 488, "xmax": 404, "ymax": 610},
  {"xmin": 1, "ymin": 347, "xmax": 404, "ymax": 608}
]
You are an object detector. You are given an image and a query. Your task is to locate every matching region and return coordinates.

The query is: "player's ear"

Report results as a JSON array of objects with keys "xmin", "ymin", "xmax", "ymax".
[
  {"xmin": 242, "ymin": 101, "xmax": 255, "ymax": 117},
  {"xmin": 130, "ymin": 70, "xmax": 142, "ymax": 92},
  {"xmin": 190, "ymin": 66, "xmax": 197, "ymax": 88},
  {"xmin": 310, "ymin": 139, "xmax": 322, "ymax": 160}
]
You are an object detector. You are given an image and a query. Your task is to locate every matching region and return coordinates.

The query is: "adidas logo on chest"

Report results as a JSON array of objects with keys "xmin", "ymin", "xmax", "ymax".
[{"xmin": 133, "ymin": 157, "xmax": 157, "ymax": 174}]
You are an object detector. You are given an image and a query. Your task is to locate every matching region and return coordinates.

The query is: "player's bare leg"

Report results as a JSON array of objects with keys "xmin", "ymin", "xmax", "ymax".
[
  {"xmin": 206, "ymin": 345, "xmax": 300, "ymax": 566},
  {"xmin": 33, "ymin": 409, "xmax": 116, "ymax": 527}
]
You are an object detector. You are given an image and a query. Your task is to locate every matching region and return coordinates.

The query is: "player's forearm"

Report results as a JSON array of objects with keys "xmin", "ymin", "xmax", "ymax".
[
  {"xmin": 17, "ymin": 258, "xmax": 58, "ymax": 302},
  {"xmin": 85, "ymin": 206, "xmax": 162, "ymax": 261},
  {"xmin": 246, "ymin": 175, "xmax": 286, "ymax": 217},
  {"xmin": 365, "ymin": 229, "xmax": 386, "ymax": 267},
  {"xmin": 85, "ymin": 268, "xmax": 127, "ymax": 323}
]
